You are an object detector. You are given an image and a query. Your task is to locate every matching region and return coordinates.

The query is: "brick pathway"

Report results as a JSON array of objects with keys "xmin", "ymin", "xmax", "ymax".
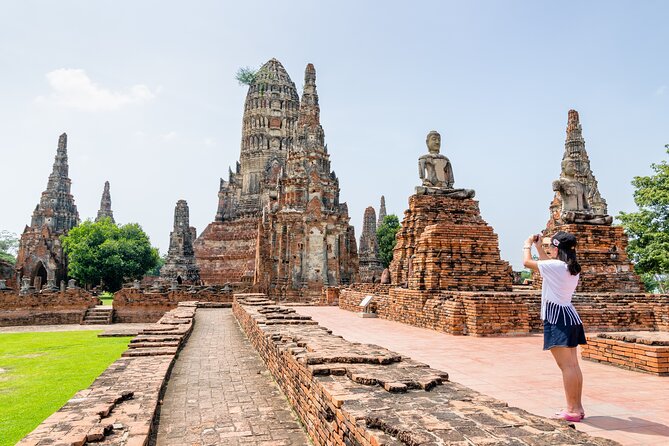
[
  {"xmin": 296, "ymin": 306, "xmax": 669, "ymax": 446},
  {"xmin": 153, "ymin": 308, "xmax": 309, "ymax": 445}
]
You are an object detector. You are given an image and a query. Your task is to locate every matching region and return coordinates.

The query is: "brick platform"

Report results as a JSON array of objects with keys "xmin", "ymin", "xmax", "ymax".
[
  {"xmin": 0, "ymin": 288, "xmax": 97, "ymax": 327},
  {"xmin": 534, "ymin": 224, "xmax": 643, "ymax": 293},
  {"xmin": 233, "ymin": 295, "xmax": 619, "ymax": 446},
  {"xmin": 390, "ymin": 194, "xmax": 513, "ymax": 291},
  {"xmin": 339, "ymin": 287, "xmax": 669, "ymax": 336},
  {"xmin": 19, "ymin": 303, "xmax": 197, "ymax": 446},
  {"xmin": 582, "ymin": 332, "xmax": 669, "ymax": 376},
  {"xmin": 113, "ymin": 288, "xmax": 233, "ymax": 323}
]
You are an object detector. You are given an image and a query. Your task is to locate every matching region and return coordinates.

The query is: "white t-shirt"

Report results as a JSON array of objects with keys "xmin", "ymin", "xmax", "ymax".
[{"xmin": 537, "ymin": 259, "xmax": 582, "ymax": 325}]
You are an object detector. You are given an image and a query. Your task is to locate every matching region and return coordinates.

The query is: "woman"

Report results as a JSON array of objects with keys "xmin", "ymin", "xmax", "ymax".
[{"xmin": 523, "ymin": 231, "xmax": 587, "ymax": 422}]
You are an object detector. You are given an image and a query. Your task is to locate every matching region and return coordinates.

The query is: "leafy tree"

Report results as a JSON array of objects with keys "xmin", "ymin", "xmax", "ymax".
[
  {"xmin": 0, "ymin": 230, "xmax": 18, "ymax": 264},
  {"xmin": 618, "ymin": 145, "xmax": 669, "ymax": 293},
  {"xmin": 376, "ymin": 215, "xmax": 401, "ymax": 268},
  {"xmin": 146, "ymin": 253, "xmax": 167, "ymax": 276},
  {"xmin": 62, "ymin": 218, "xmax": 160, "ymax": 292},
  {"xmin": 235, "ymin": 66, "xmax": 258, "ymax": 86}
]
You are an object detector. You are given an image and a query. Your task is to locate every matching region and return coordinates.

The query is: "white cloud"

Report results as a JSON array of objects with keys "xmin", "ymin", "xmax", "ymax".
[
  {"xmin": 655, "ymin": 85, "xmax": 667, "ymax": 96},
  {"xmin": 35, "ymin": 68, "xmax": 156, "ymax": 111},
  {"xmin": 161, "ymin": 131, "xmax": 178, "ymax": 142},
  {"xmin": 204, "ymin": 137, "xmax": 215, "ymax": 146}
]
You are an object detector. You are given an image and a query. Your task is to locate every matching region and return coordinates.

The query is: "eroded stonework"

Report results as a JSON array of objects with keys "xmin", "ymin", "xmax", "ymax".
[
  {"xmin": 195, "ymin": 59, "xmax": 357, "ymax": 298},
  {"xmin": 15, "ymin": 133, "xmax": 79, "ymax": 289},
  {"xmin": 537, "ymin": 110, "xmax": 643, "ymax": 293},
  {"xmin": 160, "ymin": 200, "xmax": 200, "ymax": 284},
  {"xmin": 95, "ymin": 180, "xmax": 115, "ymax": 223},
  {"xmin": 358, "ymin": 206, "xmax": 384, "ymax": 282},
  {"xmin": 254, "ymin": 64, "xmax": 358, "ymax": 299}
]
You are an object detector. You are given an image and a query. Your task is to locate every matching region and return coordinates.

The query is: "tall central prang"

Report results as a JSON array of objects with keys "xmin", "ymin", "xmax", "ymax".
[{"xmin": 195, "ymin": 59, "xmax": 358, "ymax": 297}]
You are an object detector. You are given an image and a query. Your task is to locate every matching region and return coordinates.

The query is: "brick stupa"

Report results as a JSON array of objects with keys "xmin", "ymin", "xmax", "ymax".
[
  {"xmin": 358, "ymin": 206, "xmax": 384, "ymax": 282},
  {"xmin": 15, "ymin": 133, "xmax": 80, "ymax": 289},
  {"xmin": 160, "ymin": 200, "xmax": 200, "ymax": 284},
  {"xmin": 537, "ymin": 110, "xmax": 643, "ymax": 293},
  {"xmin": 254, "ymin": 64, "xmax": 358, "ymax": 298},
  {"xmin": 195, "ymin": 60, "xmax": 358, "ymax": 297},
  {"xmin": 390, "ymin": 131, "xmax": 513, "ymax": 291}
]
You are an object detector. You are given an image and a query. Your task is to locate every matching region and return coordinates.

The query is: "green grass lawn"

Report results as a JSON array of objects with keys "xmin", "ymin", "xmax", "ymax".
[
  {"xmin": 0, "ymin": 331, "xmax": 132, "ymax": 446},
  {"xmin": 99, "ymin": 297, "xmax": 114, "ymax": 306}
]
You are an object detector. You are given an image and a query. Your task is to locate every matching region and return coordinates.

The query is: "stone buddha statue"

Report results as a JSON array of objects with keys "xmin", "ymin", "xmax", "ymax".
[
  {"xmin": 417, "ymin": 130, "xmax": 474, "ymax": 198},
  {"xmin": 553, "ymin": 157, "xmax": 612, "ymax": 225}
]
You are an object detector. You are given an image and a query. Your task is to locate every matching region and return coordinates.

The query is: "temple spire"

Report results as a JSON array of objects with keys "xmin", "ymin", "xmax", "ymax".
[
  {"xmin": 562, "ymin": 109, "xmax": 607, "ymax": 215},
  {"xmin": 95, "ymin": 181, "xmax": 115, "ymax": 223},
  {"xmin": 30, "ymin": 133, "xmax": 79, "ymax": 233},
  {"xmin": 296, "ymin": 63, "xmax": 324, "ymax": 146},
  {"xmin": 378, "ymin": 195, "xmax": 387, "ymax": 227}
]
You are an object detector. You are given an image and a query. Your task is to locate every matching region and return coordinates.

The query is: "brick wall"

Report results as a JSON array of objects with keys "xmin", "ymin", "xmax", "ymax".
[
  {"xmin": 113, "ymin": 288, "xmax": 233, "ymax": 322},
  {"xmin": 233, "ymin": 295, "xmax": 617, "ymax": 446},
  {"xmin": 20, "ymin": 303, "xmax": 196, "ymax": 445},
  {"xmin": 339, "ymin": 287, "xmax": 669, "ymax": 336},
  {"xmin": 581, "ymin": 332, "xmax": 669, "ymax": 375},
  {"xmin": 0, "ymin": 289, "xmax": 97, "ymax": 326}
]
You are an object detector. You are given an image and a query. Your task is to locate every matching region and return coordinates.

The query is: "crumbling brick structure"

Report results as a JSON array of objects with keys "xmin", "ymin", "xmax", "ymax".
[
  {"xmin": 195, "ymin": 59, "xmax": 357, "ymax": 299},
  {"xmin": 159, "ymin": 200, "xmax": 200, "ymax": 284},
  {"xmin": 535, "ymin": 110, "xmax": 643, "ymax": 292},
  {"xmin": 390, "ymin": 194, "xmax": 513, "ymax": 291},
  {"xmin": 15, "ymin": 133, "xmax": 79, "ymax": 290},
  {"xmin": 357, "ymin": 206, "xmax": 384, "ymax": 283}
]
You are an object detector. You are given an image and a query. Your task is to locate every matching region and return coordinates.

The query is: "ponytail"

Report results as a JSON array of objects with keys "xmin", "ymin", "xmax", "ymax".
[{"xmin": 552, "ymin": 231, "xmax": 581, "ymax": 275}]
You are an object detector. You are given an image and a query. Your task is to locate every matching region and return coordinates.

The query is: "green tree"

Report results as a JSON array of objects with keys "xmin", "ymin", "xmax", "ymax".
[
  {"xmin": 0, "ymin": 230, "xmax": 19, "ymax": 265},
  {"xmin": 618, "ymin": 145, "xmax": 669, "ymax": 293},
  {"xmin": 235, "ymin": 66, "xmax": 258, "ymax": 86},
  {"xmin": 376, "ymin": 215, "xmax": 401, "ymax": 268},
  {"xmin": 146, "ymin": 252, "xmax": 167, "ymax": 276},
  {"xmin": 61, "ymin": 218, "xmax": 160, "ymax": 292}
]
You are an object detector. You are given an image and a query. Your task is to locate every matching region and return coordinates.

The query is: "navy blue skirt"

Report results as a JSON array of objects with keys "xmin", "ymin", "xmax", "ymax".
[{"xmin": 543, "ymin": 320, "xmax": 587, "ymax": 350}]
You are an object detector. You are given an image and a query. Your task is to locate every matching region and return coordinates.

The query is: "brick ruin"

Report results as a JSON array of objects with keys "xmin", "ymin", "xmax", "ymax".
[
  {"xmin": 95, "ymin": 180, "xmax": 115, "ymax": 223},
  {"xmin": 195, "ymin": 59, "xmax": 357, "ymax": 299},
  {"xmin": 15, "ymin": 133, "xmax": 79, "ymax": 291},
  {"xmin": 357, "ymin": 206, "xmax": 384, "ymax": 282},
  {"xmin": 389, "ymin": 130, "xmax": 513, "ymax": 291},
  {"xmin": 535, "ymin": 110, "xmax": 644, "ymax": 293},
  {"xmin": 0, "ymin": 286, "xmax": 97, "ymax": 326},
  {"xmin": 159, "ymin": 199, "xmax": 200, "ymax": 284},
  {"xmin": 377, "ymin": 194, "xmax": 386, "ymax": 227}
]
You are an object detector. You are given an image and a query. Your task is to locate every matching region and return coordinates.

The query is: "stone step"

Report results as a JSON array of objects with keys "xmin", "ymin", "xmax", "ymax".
[
  {"xmin": 122, "ymin": 347, "xmax": 178, "ymax": 357},
  {"xmin": 128, "ymin": 341, "xmax": 180, "ymax": 349},
  {"xmin": 131, "ymin": 335, "xmax": 182, "ymax": 343}
]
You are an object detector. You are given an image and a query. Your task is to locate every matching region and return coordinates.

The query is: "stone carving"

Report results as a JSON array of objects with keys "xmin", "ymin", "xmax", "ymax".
[
  {"xmin": 21, "ymin": 277, "xmax": 31, "ymax": 292},
  {"xmin": 417, "ymin": 131, "xmax": 474, "ymax": 198},
  {"xmin": 95, "ymin": 181, "xmax": 115, "ymax": 223},
  {"xmin": 535, "ymin": 110, "xmax": 643, "ymax": 293},
  {"xmin": 548, "ymin": 110, "xmax": 613, "ymax": 227},
  {"xmin": 0, "ymin": 279, "xmax": 6, "ymax": 290},
  {"xmin": 552, "ymin": 157, "xmax": 612, "ymax": 225},
  {"xmin": 160, "ymin": 200, "xmax": 200, "ymax": 284},
  {"xmin": 380, "ymin": 268, "xmax": 391, "ymax": 284},
  {"xmin": 15, "ymin": 133, "xmax": 80, "ymax": 288},
  {"xmin": 68, "ymin": 278, "xmax": 77, "ymax": 289}
]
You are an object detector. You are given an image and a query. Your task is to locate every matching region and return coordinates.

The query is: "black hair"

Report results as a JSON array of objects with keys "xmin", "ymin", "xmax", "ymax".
[{"xmin": 551, "ymin": 231, "xmax": 581, "ymax": 276}]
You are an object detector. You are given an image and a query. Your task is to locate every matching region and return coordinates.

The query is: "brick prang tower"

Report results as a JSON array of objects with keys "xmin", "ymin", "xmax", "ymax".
[{"xmin": 15, "ymin": 133, "xmax": 80, "ymax": 289}]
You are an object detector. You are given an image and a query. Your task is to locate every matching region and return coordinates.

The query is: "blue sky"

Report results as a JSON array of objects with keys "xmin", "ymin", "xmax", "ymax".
[{"xmin": 1, "ymin": 1, "xmax": 667, "ymax": 269}]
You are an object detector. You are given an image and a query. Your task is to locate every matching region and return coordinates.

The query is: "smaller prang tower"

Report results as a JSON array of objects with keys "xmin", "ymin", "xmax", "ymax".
[
  {"xmin": 160, "ymin": 200, "xmax": 200, "ymax": 284},
  {"xmin": 15, "ymin": 133, "xmax": 80, "ymax": 290},
  {"xmin": 536, "ymin": 110, "xmax": 643, "ymax": 293},
  {"xmin": 358, "ymin": 206, "xmax": 384, "ymax": 282},
  {"xmin": 95, "ymin": 181, "xmax": 115, "ymax": 223}
]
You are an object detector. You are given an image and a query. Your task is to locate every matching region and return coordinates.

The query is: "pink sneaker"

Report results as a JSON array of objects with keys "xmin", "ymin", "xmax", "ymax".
[{"xmin": 556, "ymin": 411, "xmax": 583, "ymax": 422}]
